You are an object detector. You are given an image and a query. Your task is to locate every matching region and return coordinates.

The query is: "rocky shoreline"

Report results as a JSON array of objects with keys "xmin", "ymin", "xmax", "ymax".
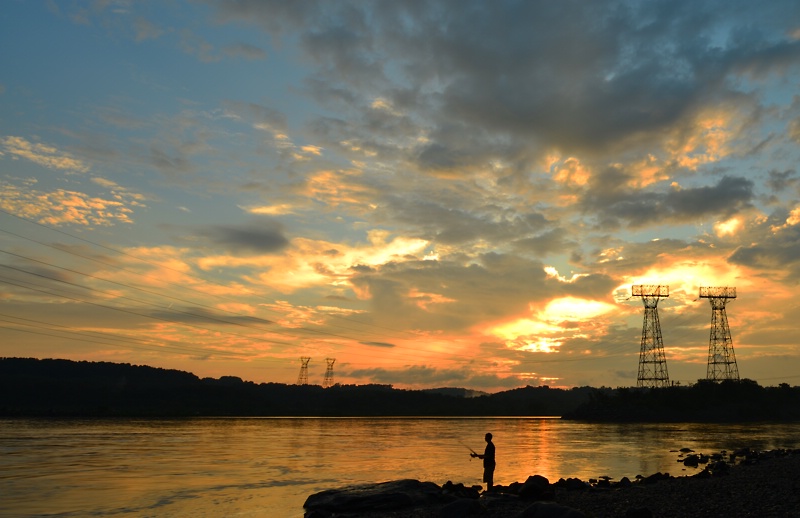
[{"xmin": 304, "ymin": 448, "xmax": 800, "ymax": 517}]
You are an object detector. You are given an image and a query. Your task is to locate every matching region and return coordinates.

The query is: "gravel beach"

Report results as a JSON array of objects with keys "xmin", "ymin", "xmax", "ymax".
[
  {"xmin": 549, "ymin": 449, "xmax": 800, "ymax": 518},
  {"xmin": 304, "ymin": 449, "xmax": 800, "ymax": 517}
]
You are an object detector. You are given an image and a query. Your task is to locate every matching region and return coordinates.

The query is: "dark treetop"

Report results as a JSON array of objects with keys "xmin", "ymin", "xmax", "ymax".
[{"xmin": 1, "ymin": 358, "xmax": 798, "ymax": 420}]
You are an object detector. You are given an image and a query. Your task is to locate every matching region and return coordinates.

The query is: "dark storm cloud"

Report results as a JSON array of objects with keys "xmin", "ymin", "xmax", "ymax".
[
  {"xmin": 210, "ymin": 0, "xmax": 800, "ymax": 167},
  {"xmin": 512, "ymin": 229, "xmax": 575, "ymax": 257},
  {"xmin": 348, "ymin": 255, "xmax": 549, "ymax": 331},
  {"xmin": 582, "ymin": 238, "xmax": 701, "ymax": 274},
  {"xmin": 148, "ymin": 306, "xmax": 275, "ymax": 326},
  {"xmin": 378, "ymin": 192, "xmax": 552, "ymax": 246},
  {"xmin": 766, "ymin": 169, "xmax": 798, "ymax": 194},
  {"xmin": 583, "ymin": 175, "xmax": 755, "ymax": 229},
  {"xmin": 562, "ymin": 273, "xmax": 620, "ymax": 300},
  {"xmin": 729, "ymin": 216, "xmax": 800, "ymax": 276},
  {"xmin": 347, "ymin": 252, "xmax": 621, "ymax": 334},
  {"xmin": 197, "ymin": 221, "xmax": 289, "ymax": 254}
]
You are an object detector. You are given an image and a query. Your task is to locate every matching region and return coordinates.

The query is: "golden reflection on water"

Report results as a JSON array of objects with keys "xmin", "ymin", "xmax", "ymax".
[{"xmin": 2, "ymin": 418, "xmax": 799, "ymax": 517}]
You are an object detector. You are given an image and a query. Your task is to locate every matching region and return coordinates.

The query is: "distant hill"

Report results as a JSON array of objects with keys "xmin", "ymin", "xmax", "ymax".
[
  {"xmin": 2, "ymin": 358, "xmax": 798, "ymax": 421},
  {"xmin": 0, "ymin": 358, "xmax": 590, "ymax": 417},
  {"xmin": 421, "ymin": 387, "xmax": 489, "ymax": 398}
]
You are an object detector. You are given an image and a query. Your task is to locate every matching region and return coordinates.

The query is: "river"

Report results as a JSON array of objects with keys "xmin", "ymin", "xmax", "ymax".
[{"xmin": 2, "ymin": 417, "xmax": 799, "ymax": 517}]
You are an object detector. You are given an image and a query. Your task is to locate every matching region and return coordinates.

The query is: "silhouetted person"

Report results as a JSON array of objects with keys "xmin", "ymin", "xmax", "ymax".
[{"xmin": 471, "ymin": 432, "xmax": 495, "ymax": 491}]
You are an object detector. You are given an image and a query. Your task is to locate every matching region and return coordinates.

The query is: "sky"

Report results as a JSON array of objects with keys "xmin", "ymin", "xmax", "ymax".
[{"xmin": 2, "ymin": 0, "xmax": 800, "ymax": 391}]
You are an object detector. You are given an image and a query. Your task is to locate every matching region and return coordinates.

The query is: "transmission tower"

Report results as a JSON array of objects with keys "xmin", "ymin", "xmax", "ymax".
[
  {"xmin": 322, "ymin": 358, "xmax": 336, "ymax": 388},
  {"xmin": 296, "ymin": 357, "xmax": 310, "ymax": 385},
  {"xmin": 700, "ymin": 287, "xmax": 740, "ymax": 381},
  {"xmin": 632, "ymin": 285, "xmax": 670, "ymax": 388}
]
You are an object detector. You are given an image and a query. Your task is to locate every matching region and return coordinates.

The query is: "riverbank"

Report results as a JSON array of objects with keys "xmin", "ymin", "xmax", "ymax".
[
  {"xmin": 552, "ymin": 448, "xmax": 800, "ymax": 517},
  {"xmin": 304, "ymin": 448, "xmax": 800, "ymax": 517}
]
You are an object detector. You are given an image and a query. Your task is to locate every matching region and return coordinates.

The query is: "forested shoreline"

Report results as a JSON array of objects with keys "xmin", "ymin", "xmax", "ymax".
[{"xmin": 2, "ymin": 358, "xmax": 799, "ymax": 421}]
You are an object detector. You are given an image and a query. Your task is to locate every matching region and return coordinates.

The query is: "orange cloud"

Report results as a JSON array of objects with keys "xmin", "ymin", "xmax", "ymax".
[
  {"xmin": 304, "ymin": 169, "xmax": 376, "ymax": 207},
  {"xmin": 487, "ymin": 296, "xmax": 616, "ymax": 353},
  {"xmin": 243, "ymin": 203, "xmax": 297, "ymax": 215},
  {"xmin": 0, "ymin": 181, "xmax": 140, "ymax": 226},
  {"xmin": 197, "ymin": 231, "xmax": 430, "ymax": 294},
  {"xmin": 408, "ymin": 288, "xmax": 456, "ymax": 310},
  {"xmin": 714, "ymin": 216, "xmax": 743, "ymax": 237},
  {"xmin": 667, "ymin": 108, "xmax": 739, "ymax": 170},
  {"xmin": 2, "ymin": 135, "xmax": 90, "ymax": 173},
  {"xmin": 551, "ymin": 156, "xmax": 590, "ymax": 187}
]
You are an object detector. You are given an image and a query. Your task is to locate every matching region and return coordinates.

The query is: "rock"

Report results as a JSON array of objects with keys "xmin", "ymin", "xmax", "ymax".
[
  {"xmin": 553, "ymin": 477, "xmax": 588, "ymax": 491},
  {"xmin": 482, "ymin": 492, "xmax": 525, "ymax": 515},
  {"xmin": 439, "ymin": 497, "xmax": 484, "ymax": 517},
  {"xmin": 519, "ymin": 474, "xmax": 551, "ymax": 500},
  {"xmin": 683, "ymin": 454, "xmax": 700, "ymax": 467},
  {"xmin": 641, "ymin": 472, "xmax": 671, "ymax": 484},
  {"xmin": 615, "ymin": 476, "xmax": 632, "ymax": 488},
  {"xmin": 303, "ymin": 479, "xmax": 447, "ymax": 515},
  {"xmin": 515, "ymin": 501, "xmax": 587, "ymax": 518},
  {"xmin": 442, "ymin": 480, "xmax": 481, "ymax": 499}
]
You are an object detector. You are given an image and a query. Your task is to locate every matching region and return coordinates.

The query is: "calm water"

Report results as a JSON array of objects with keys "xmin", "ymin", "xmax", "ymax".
[{"xmin": 2, "ymin": 418, "xmax": 800, "ymax": 517}]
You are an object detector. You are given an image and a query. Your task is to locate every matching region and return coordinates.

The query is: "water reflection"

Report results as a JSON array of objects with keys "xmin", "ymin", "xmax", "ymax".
[{"xmin": 2, "ymin": 418, "xmax": 799, "ymax": 517}]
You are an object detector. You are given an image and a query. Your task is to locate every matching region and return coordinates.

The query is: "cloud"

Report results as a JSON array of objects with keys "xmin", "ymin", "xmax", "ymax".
[
  {"xmin": 223, "ymin": 43, "xmax": 267, "ymax": 60},
  {"xmin": 242, "ymin": 204, "xmax": 297, "ymax": 216},
  {"xmin": 204, "ymin": 3, "xmax": 793, "ymax": 228},
  {"xmin": 195, "ymin": 221, "xmax": 290, "ymax": 255},
  {"xmin": 729, "ymin": 214, "xmax": 800, "ymax": 277},
  {"xmin": 0, "ymin": 180, "xmax": 142, "ymax": 227},
  {"xmin": 1, "ymin": 136, "xmax": 90, "ymax": 173},
  {"xmin": 149, "ymin": 145, "xmax": 193, "ymax": 175},
  {"xmin": 360, "ymin": 341, "xmax": 396, "ymax": 348},
  {"xmin": 223, "ymin": 100, "xmax": 288, "ymax": 132},
  {"xmin": 134, "ymin": 16, "xmax": 164, "ymax": 41},
  {"xmin": 583, "ymin": 174, "xmax": 755, "ymax": 229}
]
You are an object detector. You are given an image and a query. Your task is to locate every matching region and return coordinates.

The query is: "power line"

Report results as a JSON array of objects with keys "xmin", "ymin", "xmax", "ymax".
[
  {"xmin": 0, "ymin": 273, "xmax": 472, "ymax": 367},
  {"xmin": 0, "ymin": 212, "xmax": 425, "ymax": 342},
  {"xmin": 0, "ymin": 233, "xmax": 469, "ymax": 363},
  {"xmin": 0, "ymin": 231, "xmax": 457, "ymax": 362}
]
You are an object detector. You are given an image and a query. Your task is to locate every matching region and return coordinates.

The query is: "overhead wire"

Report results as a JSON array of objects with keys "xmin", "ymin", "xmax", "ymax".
[
  {"xmin": 0, "ymin": 311, "xmax": 243, "ymax": 357},
  {"xmin": 0, "ymin": 218, "xmax": 465, "ymax": 362},
  {"xmin": 0, "ymin": 259, "xmax": 480, "ymax": 368},
  {"xmin": 0, "ymin": 209, "xmax": 426, "ymax": 342},
  {"xmin": 0, "ymin": 274, "xmax": 471, "ymax": 367},
  {"xmin": 5, "ymin": 208, "xmax": 750, "ymax": 380}
]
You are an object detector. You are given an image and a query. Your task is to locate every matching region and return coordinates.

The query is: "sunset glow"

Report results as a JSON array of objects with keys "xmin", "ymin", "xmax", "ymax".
[{"xmin": 1, "ymin": 1, "xmax": 799, "ymax": 391}]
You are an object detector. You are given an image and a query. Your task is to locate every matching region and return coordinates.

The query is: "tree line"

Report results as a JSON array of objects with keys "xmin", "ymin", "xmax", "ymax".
[{"xmin": 1, "ymin": 358, "xmax": 798, "ymax": 421}]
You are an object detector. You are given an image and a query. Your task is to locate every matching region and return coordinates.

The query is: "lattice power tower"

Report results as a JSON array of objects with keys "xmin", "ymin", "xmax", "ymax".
[
  {"xmin": 296, "ymin": 357, "xmax": 310, "ymax": 385},
  {"xmin": 632, "ymin": 285, "xmax": 670, "ymax": 388},
  {"xmin": 700, "ymin": 287, "xmax": 740, "ymax": 381},
  {"xmin": 322, "ymin": 358, "xmax": 336, "ymax": 388}
]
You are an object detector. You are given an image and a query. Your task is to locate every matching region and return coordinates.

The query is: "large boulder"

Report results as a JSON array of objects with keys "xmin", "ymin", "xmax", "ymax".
[
  {"xmin": 303, "ymin": 479, "xmax": 448, "ymax": 516},
  {"xmin": 518, "ymin": 474, "xmax": 552, "ymax": 500},
  {"xmin": 553, "ymin": 477, "xmax": 588, "ymax": 491}
]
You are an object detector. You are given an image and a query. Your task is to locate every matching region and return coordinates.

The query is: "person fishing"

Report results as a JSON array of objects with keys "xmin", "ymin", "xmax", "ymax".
[{"xmin": 470, "ymin": 432, "xmax": 496, "ymax": 491}]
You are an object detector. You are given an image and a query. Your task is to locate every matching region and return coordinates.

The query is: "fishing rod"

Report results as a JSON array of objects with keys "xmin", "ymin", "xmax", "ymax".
[{"xmin": 458, "ymin": 441, "xmax": 478, "ymax": 460}]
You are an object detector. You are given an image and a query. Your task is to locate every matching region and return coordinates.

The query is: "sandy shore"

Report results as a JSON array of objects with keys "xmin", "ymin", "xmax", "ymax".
[{"xmin": 305, "ymin": 449, "xmax": 800, "ymax": 517}]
